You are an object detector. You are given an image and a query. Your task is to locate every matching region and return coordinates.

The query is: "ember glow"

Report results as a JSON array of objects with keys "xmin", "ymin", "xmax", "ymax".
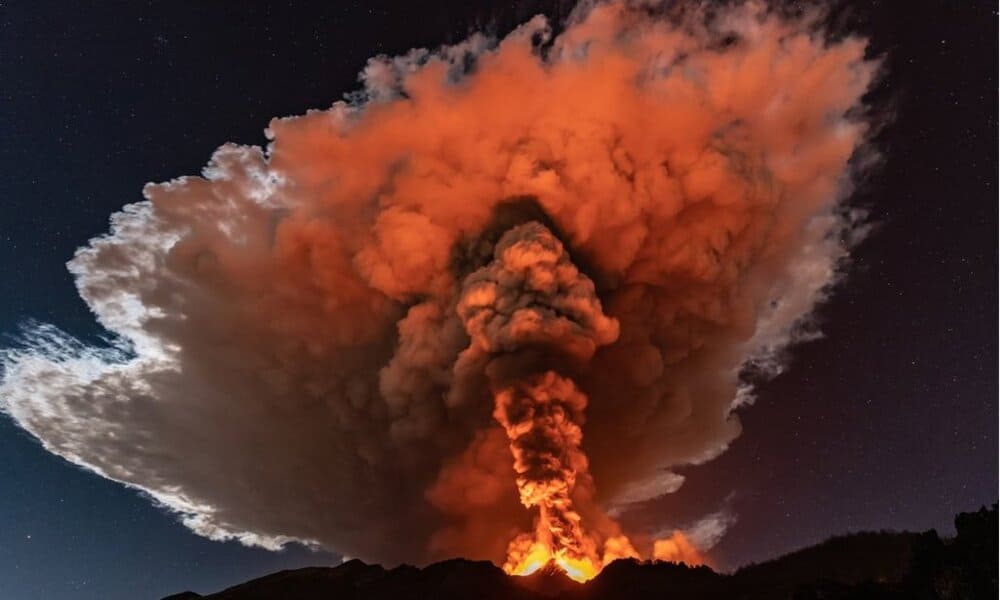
[
  {"xmin": 0, "ymin": 0, "xmax": 877, "ymax": 576},
  {"xmin": 459, "ymin": 223, "xmax": 707, "ymax": 581},
  {"xmin": 457, "ymin": 225, "xmax": 618, "ymax": 581},
  {"xmin": 494, "ymin": 374, "xmax": 603, "ymax": 582}
]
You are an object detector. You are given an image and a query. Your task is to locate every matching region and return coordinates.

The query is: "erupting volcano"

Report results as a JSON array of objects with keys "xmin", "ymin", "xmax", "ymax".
[
  {"xmin": 457, "ymin": 223, "xmax": 623, "ymax": 581},
  {"xmin": 455, "ymin": 223, "xmax": 705, "ymax": 581},
  {"xmin": 0, "ymin": 0, "xmax": 877, "ymax": 583},
  {"xmin": 494, "ymin": 374, "xmax": 609, "ymax": 582}
]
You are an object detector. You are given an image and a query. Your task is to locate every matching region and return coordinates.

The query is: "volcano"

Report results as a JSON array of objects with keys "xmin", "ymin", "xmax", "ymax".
[{"xmin": 161, "ymin": 507, "xmax": 996, "ymax": 600}]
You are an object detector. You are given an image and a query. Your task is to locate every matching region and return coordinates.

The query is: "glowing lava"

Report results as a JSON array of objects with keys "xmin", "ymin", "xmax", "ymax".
[
  {"xmin": 505, "ymin": 539, "xmax": 600, "ymax": 583},
  {"xmin": 493, "ymin": 374, "xmax": 605, "ymax": 583},
  {"xmin": 457, "ymin": 223, "xmax": 704, "ymax": 584}
]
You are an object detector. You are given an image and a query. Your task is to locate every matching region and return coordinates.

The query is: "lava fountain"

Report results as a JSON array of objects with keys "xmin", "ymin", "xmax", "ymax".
[{"xmin": 457, "ymin": 222, "xmax": 697, "ymax": 581}]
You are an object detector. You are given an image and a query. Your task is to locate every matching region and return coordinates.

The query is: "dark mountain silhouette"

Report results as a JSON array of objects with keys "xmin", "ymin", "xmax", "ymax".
[{"xmin": 163, "ymin": 506, "xmax": 997, "ymax": 600}]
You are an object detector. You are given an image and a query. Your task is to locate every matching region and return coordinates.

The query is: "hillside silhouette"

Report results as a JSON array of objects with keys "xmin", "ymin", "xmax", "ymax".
[{"xmin": 164, "ymin": 505, "xmax": 997, "ymax": 600}]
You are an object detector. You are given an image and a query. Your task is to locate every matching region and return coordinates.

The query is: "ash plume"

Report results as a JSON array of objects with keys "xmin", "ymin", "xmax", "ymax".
[
  {"xmin": 0, "ymin": 0, "xmax": 878, "ymax": 570},
  {"xmin": 456, "ymin": 223, "xmax": 624, "ymax": 578}
]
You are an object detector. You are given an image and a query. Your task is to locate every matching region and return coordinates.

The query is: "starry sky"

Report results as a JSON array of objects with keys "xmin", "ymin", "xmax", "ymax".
[{"xmin": 0, "ymin": 1, "xmax": 995, "ymax": 599}]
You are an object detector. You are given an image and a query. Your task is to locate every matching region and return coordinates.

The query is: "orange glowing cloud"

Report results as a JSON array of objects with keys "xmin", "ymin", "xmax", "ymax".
[{"xmin": 0, "ymin": 0, "xmax": 878, "ymax": 573}]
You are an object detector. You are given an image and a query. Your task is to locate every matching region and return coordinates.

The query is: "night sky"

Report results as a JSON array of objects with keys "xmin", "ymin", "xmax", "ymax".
[{"xmin": 1, "ymin": 1, "xmax": 996, "ymax": 599}]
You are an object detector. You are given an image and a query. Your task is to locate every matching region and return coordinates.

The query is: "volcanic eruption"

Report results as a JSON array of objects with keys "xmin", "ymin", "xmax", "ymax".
[
  {"xmin": 0, "ymin": 0, "xmax": 878, "ymax": 583},
  {"xmin": 456, "ymin": 222, "xmax": 624, "ymax": 580}
]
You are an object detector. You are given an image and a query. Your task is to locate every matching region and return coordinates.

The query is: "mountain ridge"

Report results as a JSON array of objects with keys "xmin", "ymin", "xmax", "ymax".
[{"xmin": 164, "ymin": 505, "xmax": 996, "ymax": 600}]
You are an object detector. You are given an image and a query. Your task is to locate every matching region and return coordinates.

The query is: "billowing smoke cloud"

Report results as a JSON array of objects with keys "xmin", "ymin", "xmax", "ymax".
[
  {"xmin": 0, "ymin": 0, "xmax": 876, "ymax": 569},
  {"xmin": 455, "ymin": 223, "xmax": 627, "ymax": 579}
]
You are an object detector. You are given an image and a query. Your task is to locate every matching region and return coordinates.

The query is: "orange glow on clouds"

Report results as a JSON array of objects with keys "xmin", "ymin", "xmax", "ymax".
[{"xmin": 0, "ymin": 0, "xmax": 878, "ymax": 572}]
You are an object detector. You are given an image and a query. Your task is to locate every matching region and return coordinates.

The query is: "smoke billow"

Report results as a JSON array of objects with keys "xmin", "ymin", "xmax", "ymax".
[
  {"xmin": 455, "ymin": 222, "xmax": 625, "ymax": 578},
  {"xmin": 0, "ymin": 0, "xmax": 877, "ymax": 571}
]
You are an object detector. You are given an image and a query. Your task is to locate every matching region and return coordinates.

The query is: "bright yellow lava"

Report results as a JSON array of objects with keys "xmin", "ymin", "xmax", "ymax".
[{"xmin": 506, "ymin": 542, "xmax": 600, "ymax": 583}]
